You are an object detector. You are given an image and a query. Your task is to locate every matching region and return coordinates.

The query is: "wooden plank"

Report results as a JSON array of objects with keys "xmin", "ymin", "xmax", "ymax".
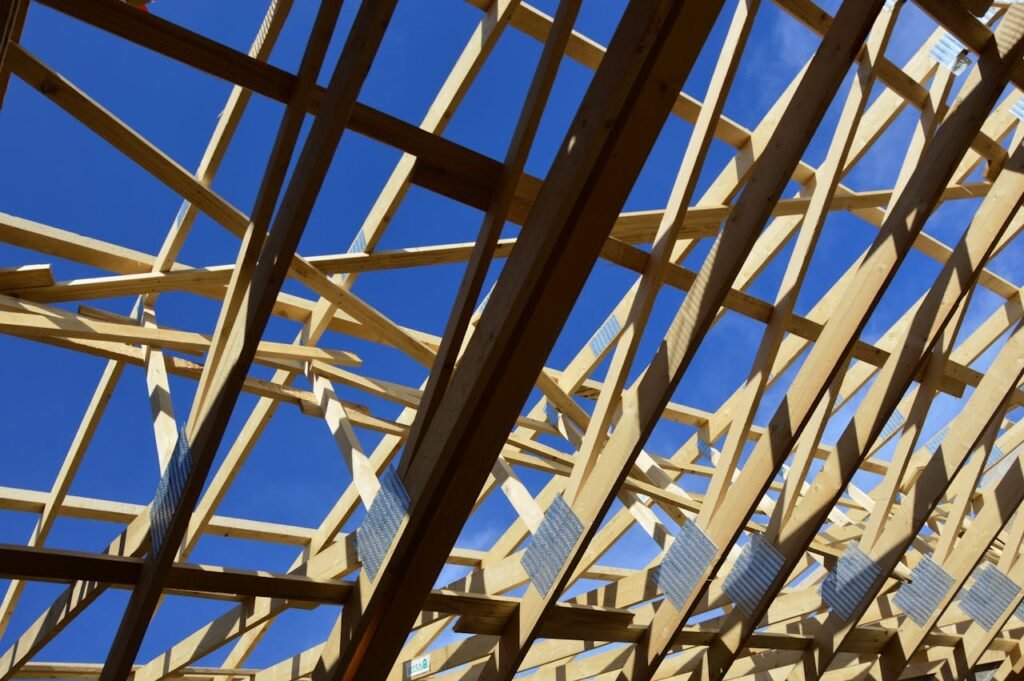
[
  {"xmin": 565, "ymin": 0, "xmax": 759, "ymax": 505},
  {"xmin": 620, "ymin": 3, "xmax": 1024, "ymax": 680},
  {"xmin": 0, "ymin": 303, "xmax": 360, "ymax": 367},
  {"xmin": 0, "ymin": 543, "xmax": 645, "ymax": 634},
  {"xmin": 4, "ymin": 2, "xmax": 1024, "ymax": 680},
  {"xmin": 0, "ymin": 0, "xmax": 25, "ymax": 108},
  {"xmin": 0, "ymin": 544, "xmax": 350, "ymax": 603},
  {"xmin": 306, "ymin": 3, "xmax": 729, "ymax": 681},
  {"xmin": 773, "ymin": 8, "xmax": 1024, "ymax": 672},
  {"xmin": 698, "ymin": 1, "xmax": 900, "ymax": 524},
  {"xmin": 0, "ymin": 0, "xmax": 296, "ymax": 651},
  {"xmin": 24, "ymin": 0, "xmax": 1022, "ymax": 312},
  {"xmin": 94, "ymin": 1, "xmax": 395, "ymax": 677},
  {"xmin": 396, "ymin": 0, "xmax": 579, "ymax": 479},
  {"xmin": 0, "ymin": 485, "xmax": 320, "ymax": 545},
  {"xmin": 0, "ymin": 264, "xmax": 52, "ymax": 289}
]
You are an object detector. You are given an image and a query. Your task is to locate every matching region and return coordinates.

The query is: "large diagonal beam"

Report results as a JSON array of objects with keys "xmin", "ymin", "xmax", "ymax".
[
  {"xmin": 457, "ymin": 3, "xmax": 759, "ymax": 679},
  {"xmin": 767, "ymin": 17, "xmax": 1024, "ymax": 679},
  {"xmin": 303, "ymin": 3, "xmax": 732, "ymax": 681},
  {"xmin": 0, "ymin": 0, "xmax": 296, "ymax": 650},
  {"xmin": 865, "ymin": 409, "xmax": 1024, "ymax": 680},
  {"xmin": 12, "ymin": 5, "xmax": 1019, "ymax": 679},
  {"xmin": 696, "ymin": 0, "xmax": 899, "ymax": 533},
  {"xmin": 395, "ymin": 0, "xmax": 577, "ymax": 479},
  {"xmin": 94, "ymin": 2, "xmax": 396, "ymax": 678},
  {"xmin": 419, "ymin": 43, "xmax": 1011, "ymax": 679},
  {"xmin": 0, "ymin": 0, "xmax": 26, "ymax": 108},
  {"xmin": 371, "ymin": 22, "xmax": 1020, "ymax": 676},
  {"xmin": 617, "ymin": 4, "xmax": 1024, "ymax": 681},
  {"xmin": 690, "ymin": 46, "xmax": 1024, "ymax": 681},
  {"xmin": 25, "ymin": 0, "xmax": 1023, "ymax": 312},
  {"xmin": 563, "ymin": 0, "xmax": 757, "ymax": 507},
  {"xmin": 402, "ymin": 4, "xmax": 892, "ymax": 681}
]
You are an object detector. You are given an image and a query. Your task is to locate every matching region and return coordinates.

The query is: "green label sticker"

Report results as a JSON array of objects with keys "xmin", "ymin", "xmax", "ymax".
[{"xmin": 408, "ymin": 656, "xmax": 430, "ymax": 678}]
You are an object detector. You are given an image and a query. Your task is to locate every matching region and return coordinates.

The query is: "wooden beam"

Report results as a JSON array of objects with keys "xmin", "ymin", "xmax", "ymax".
[
  {"xmin": 23, "ymin": 0, "xmax": 1021, "ymax": 310},
  {"xmin": 307, "ymin": 3, "xmax": 728, "ymax": 681},
  {"xmin": 95, "ymin": 1, "xmax": 394, "ymax": 677},
  {"xmin": 396, "ymin": 0, "xmax": 580, "ymax": 479},
  {"xmin": 619, "ymin": 3, "xmax": 1024, "ymax": 680},
  {"xmin": 0, "ymin": 0, "xmax": 298, "ymax": 656},
  {"xmin": 0, "ymin": 544, "xmax": 350, "ymax": 603},
  {"xmin": 4, "ymin": 1, "xmax": 1024, "ymax": 680},
  {"xmin": 0, "ymin": 0, "xmax": 25, "ymax": 108},
  {"xmin": 0, "ymin": 299, "xmax": 361, "ymax": 367}
]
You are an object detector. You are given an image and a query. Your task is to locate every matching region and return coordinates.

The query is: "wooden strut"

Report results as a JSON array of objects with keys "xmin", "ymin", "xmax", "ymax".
[{"xmin": 0, "ymin": 2, "xmax": 1023, "ymax": 681}]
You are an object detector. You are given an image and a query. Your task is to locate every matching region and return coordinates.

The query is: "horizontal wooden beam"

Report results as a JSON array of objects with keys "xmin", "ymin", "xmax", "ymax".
[
  {"xmin": 0, "ymin": 544, "xmax": 350, "ymax": 603},
  {"xmin": 0, "ymin": 486, "xmax": 316, "ymax": 546}
]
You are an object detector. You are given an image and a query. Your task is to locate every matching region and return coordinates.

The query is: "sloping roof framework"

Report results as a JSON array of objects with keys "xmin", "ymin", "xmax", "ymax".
[{"xmin": 0, "ymin": 1, "xmax": 1023, "ymax": 681}]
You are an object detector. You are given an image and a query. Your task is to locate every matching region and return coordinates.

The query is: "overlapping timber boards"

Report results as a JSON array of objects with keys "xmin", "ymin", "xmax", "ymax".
[{"xmin": 1, "ymin": 1, "xmax": 1024, "ymax": 680}]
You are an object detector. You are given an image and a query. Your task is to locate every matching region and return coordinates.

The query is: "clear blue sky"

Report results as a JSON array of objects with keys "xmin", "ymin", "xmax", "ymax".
[{"xmin": 0, "ymin": 0, "xmax": 1020, "ymax": 670}]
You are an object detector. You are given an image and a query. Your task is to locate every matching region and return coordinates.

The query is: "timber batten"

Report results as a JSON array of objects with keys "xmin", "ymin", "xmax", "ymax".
[{"xmin": 1, "ymin": 1, "xmax": 1023, "ymax": 681}]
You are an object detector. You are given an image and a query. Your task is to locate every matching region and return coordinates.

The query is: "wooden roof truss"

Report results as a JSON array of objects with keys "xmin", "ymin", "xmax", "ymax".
[{"xmin": 2, "ymin": 0, "xmax": 1024, "ymax": 680}]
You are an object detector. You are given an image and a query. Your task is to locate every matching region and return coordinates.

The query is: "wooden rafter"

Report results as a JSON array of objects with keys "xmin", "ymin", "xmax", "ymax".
[{"xmin": 1, "ymin": 2, "xmax": 1024, "ymax": 681}]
